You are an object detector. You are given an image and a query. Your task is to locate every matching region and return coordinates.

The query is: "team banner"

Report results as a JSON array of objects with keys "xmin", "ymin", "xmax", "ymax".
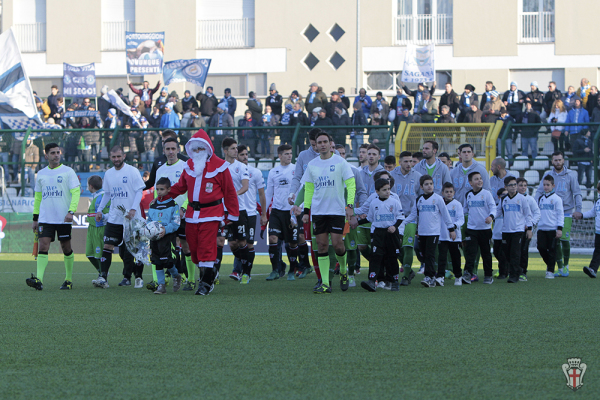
[
  {"xmin": 63, "ymin": 63, "xmax": 96, "ymax": 97},
  {"xmin": 163, "ymin": 59, "xmax": 211, "ymax": 88},
  {"xmin": 401, "ymin": 44, "xmax": 435, "ymax": 83},
  {"xmin": 64, "ymin": 110, "xmax": 99, "ymax": 118},
  {"xmin": 126, "ymin": 31, "xmax": 165, "ymax": 75}
]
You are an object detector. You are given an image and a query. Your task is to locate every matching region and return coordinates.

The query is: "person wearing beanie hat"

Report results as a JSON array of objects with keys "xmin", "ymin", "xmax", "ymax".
[
  {"xmin": 481, "ymin": 90, "xmax": 503, "ymax": 123},
  {"xmin": 155, "ymin": 86, "xmax": 169, "ymax": 111},
  {"xmin": 103, "ymin": 108, "xmax": 120, "ymax": 130},
  {"xmin": 160, "ymin": 101, "xmax": 180, "ymax": 131},
  {"xmin": 220, "ymin": 88, "xmax": 237, "ymax": 118},
  {"xmin": 209, "ymin": 102, "xmax": 235, "ymax": 157},
  {"xmin": 306, "ymin": 82, "xmax": 327, "ymax": 114},
  {"xmin": 370, "ymin": 91, "xmax": 390, "ymax": 122},
  {"xmin": 268, "ymin": 83, "xmax": 283, "ymax": 116},
  {"xmin": 527, "ymin": 81, "xmax": 544, "ymax": 115},
  {"xmin": 285, "ymin": 90, "xmax": 305, "ymax": 112},
  {"xmin": 457, "ymin": 84, "xmax": 478, "ymax": 122},
  {"xmin": 502, "ymin": 82, "xmax": 526, "ymax": 119}
]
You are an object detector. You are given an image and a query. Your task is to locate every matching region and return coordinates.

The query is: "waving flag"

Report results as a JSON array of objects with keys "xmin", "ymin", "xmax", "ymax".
[
  {"xmin": 0, "ymin": 28, "xmax": 42, "ymax": 130},
  {"xmin": 163, "ymin": 59, "xmax": 211, "ymax": 88},
  {"xmin": 401, "ymin": 44, "xmax": 435, "ymax": 83}
]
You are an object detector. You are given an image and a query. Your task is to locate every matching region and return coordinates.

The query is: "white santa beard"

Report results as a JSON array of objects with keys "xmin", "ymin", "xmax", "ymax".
[{"xmin": 192, "ymin": 151, "xmax": 208, "ymax": 173}]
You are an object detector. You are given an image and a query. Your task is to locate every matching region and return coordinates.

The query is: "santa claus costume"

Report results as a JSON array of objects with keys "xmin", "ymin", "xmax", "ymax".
[{"xmin": 170, "ymin": 129, "xmax": 239, "ymax": 295}]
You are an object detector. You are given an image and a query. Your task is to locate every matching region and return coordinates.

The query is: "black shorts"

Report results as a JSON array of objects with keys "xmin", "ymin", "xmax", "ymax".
[
  {"xmin": 247, "ymin": 215, "xmax": 257, "ymax": 242},
  {"xmin": 38, "ymin": 223, "xmax": 72, "ymax": 242},
  {"xmin": 371, "ymin": 227, "xmax": 401, "ymax": 257},
  {"xmin": 177, "ymin": 219, "xmax": 186, "ymax": 240},
  {"xmin": 227, "ymin": 210, "xmax": 249, "ymax": 241},
  {"xmin": 312, "ymin": 215, "xmax": 345, "ymax": 236},
  {"xmin": 103, "ymin": 222, "xmax": 124, "ymax": 246},
  {"xmin": 269, "ymin": 208, "xmax": 299, "ymax": 243},
  {"xmin": 150, "ymin": 233, "xmax": 176, "ymax": 267}
]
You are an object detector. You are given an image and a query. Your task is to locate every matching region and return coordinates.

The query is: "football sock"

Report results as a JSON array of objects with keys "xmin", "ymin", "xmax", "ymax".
[
  {"xmin": 347, "ymin": 249, "xmax": 357, "ymax": 276},
  {"xmin": 248, "ymin": 248, "xmax": 256, "ymax": 272},
  {"xmin": 239, "ymin": 245, "xmax": 251, "ymax": 275},
  {"xmin": 64, "ymin": 251, "xmax": 74, "ymax": 281},
  {"xmin": 269, "ymin": 243, "xmax": 280, "ymax": 271},
  {"xmin": 299, "ymin": 242, "xmax": 309, "ymax": 269},
  {"xmin": 167, "ymin": 266, "xmax": 180, "ymax": 277},
  {"xmin": 562, "ymin": 241, "xmax": 570, "ymax": 266},
  {"xmin": 100, "ymin": 249, "xmax": 112, "ymax": 279},
  {"xmin": 288, "ymin": 245, "xmax": 299, "ymax": 272},
  {"xmin": 317, "ymin": 253, "xmax": 330, "ymax": 286},
  {"xmin": 556, "ymin": 244, "xmax": 564, "ymax": 269},
  {"xmin": 152, "ymin": 264, "xmax": 158, "ymax": 282},
  {"xmin": 202, "ymin": 266, "xmax": 214, "ymax": 284},
  {"xmin": 87, "ymin": 256, "xmax": 100, "ymax": 272},
  {"xmin": 336, "ymin": 250, "xmax": 347, "ymax": 275},
  {"xmin": 156, "ymin": 269, "xmax": 166, "ymax": 285},
  {"xmin": 37, "ymin": 252, "xmax": 49, "ymax": 283},
  {"xmin": 134, "ymin": 261, "xmax": 144, "ymax": 279},
  {"xmin": 185, "ymin": 254, "xmax": 195, "ymax": 282},
  {"xmin": 215, "ymin": 245, "xmax": 224, "ymax": 272}
]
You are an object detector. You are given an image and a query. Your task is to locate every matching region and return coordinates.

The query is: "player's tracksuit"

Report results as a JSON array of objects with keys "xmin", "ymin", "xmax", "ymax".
[
  {"xmin": 536, "ymin": 191, "xmax": 564, "ymax": 273},
  {"xmin": 463, "ymin": 188, "xmax": 496, "ymax": 278},
  {"xmin": 497, "ymin": 193, "xmax": 532, "ymax": 281},
  {"xmin": 438, "ymin": 198, "xmax": 464, "ymax": 279}
]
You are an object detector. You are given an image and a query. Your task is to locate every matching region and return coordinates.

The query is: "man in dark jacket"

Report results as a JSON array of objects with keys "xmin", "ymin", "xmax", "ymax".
[
  {"xmin": 401, "ymin": 81, "xmax": 436, "ymax": 110},
  {"xmin": 350, "ymin": 103, "xmax": 367, "ymax": 157},
  {"xmin": 457, "ymin": 84, "xmax": 478, "ymax": 123},
  {"xmin": 220, "ymin": 88, "xmax": 237, "ymax": 118},
  {"xmin": 439, "ymin": 83, "xmax": 460, "ymax": 116},
  {"xmin": 526, "ymin": 81, "xmax": 544, "ymax": 114},
  {"xmin": 238, "ymin": 109, "xmax": 259, "ymax": 158},
  {"xmin": 502, "ymin": 81, "xmax": 526, "ymax": 119},
  {"xmin": 267, "ymin": 83, "xmax": 283, "ymax": 116},
  {"xmin": 517, "ymin": 100, "xmax": 542, "ymax": 158},
  {"xmin": 47, "ymin": 85, "xmax": 60, "ymax": 116},
  {"xmin": 479, "ymin": 81, "xmax": 496, "ymax": 110},
  {"xmin": 197, "ymin": 86, "xmax": 218, "ymax": 122},
  {"xmin": 313, "ymin": 108, "xmax": 333, "ymax": 127},
  {"xmin": 338, "ymin": 87, "xmax": 351, "ymax": 109},
  {"xmin": 585, "ymin": 86, "xmax": 599, "ymax": 118},
  {"xmin": 390, "ymin": 88, "xmax": 413, "ymax": 128},
  {"xmin": 246, "ymin": 91, "xmax": 263, "ymax": 121},
  {"xmin": 331, "ymin": 103, "xmax": 350, "ymax": 146},
  {"xmin": 572, "ymin": 129, "xmax": 594, "ymax": 188},
  {"xmin": 463, "ymin": 104, "xmax": 482, "ymax": 123},
  {"xmin": 543, "ymin": 81, "xmax": 562, "ymax": 117},
  {"xmin": 326, "ymin": 91, "xmax": 347, "ymax": 119},
  {"xmin": 436, "ymin": 105, "xmax": 455, "ymax": 123}
]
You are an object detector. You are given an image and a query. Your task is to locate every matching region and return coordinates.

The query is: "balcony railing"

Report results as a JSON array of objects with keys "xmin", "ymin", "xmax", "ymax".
[
  {"xmin": 102, "ymin": 21, "xmax": 135, "ymax": 51},
  {"xmin": 13, "ymin": 23, "xmax": 46, "ymax": 52},
  {"xmin": 197, "ymin": 18, "xmax": 255, "ymax": 49},
  {"xmin": 395, "ymin": 14, "xmax": 453, "ymax": 45},
  {"xmin": 519, "ymin": 11, "xmax": 554, "ymax": 43}
]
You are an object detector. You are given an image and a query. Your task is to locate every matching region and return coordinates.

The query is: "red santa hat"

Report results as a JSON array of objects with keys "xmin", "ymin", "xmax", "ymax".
[{"xmin": 184, "ymin": 129, "xmax": 227, "ymax": 178}]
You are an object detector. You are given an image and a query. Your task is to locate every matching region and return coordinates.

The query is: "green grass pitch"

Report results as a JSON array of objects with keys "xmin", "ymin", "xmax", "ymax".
[{"xmin": 1, "ymin": 253, "xmax": 598, "ymax": 399}]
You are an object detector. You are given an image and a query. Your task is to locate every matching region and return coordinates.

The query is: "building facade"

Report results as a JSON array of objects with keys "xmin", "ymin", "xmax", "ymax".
[{"xmin": 2, "ymin": 0, "xmax": 599, "ymax": 106}]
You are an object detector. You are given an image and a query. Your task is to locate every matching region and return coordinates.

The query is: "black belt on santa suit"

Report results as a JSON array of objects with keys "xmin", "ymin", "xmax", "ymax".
[{"xmin": 190, "ymin": 199, "xmax": 222, "ymax": 211}]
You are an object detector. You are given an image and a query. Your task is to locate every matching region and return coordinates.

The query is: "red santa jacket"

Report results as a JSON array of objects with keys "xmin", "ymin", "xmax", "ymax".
[{"xmin": 170, "ymin": 129, "xmax": 239, "ymax": 223}]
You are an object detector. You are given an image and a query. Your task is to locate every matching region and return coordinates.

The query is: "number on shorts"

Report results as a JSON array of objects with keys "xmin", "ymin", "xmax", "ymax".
[
  {"xmin": 238, "ymin": 225, "xmax": 246, "ymax": 234},
  {"xmin": 249, "ymin": 228, "xmax": 254, "ymax": 237}
]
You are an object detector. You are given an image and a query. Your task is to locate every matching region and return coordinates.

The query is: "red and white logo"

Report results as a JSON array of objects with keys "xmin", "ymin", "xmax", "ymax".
[{"xmin": 562, "ymin": 358, "xmax": 587, "ymax": 392}]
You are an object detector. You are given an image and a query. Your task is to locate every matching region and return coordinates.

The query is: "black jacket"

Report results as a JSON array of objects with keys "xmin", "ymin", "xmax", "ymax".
[
  {"xmin": 266, "ymin": 92, "xmax": 283, "ymax": 116},
  {"xmin": 585, "ymin": 93, "xmax": 599, "ymax": 117},
  {"xmin": 573, "ymin": 134, "xmax": 593, "ymax": 162},
  {"xmin": 502, "ymin": 90, "xmax": 526, "ymax": 116},
  {"xmin": 314, "ymin": 116, "xmax": 333, "ymax": 127},
  {"xmin": 197, "ymin": 93, "xmax": 218, "ymax": 117},
  {"xmin": 526, "ymin": 90, "xmax": 544, "ymax": 113},
  {"xmin": 543, "ymin": 89, "xmax": 562, "ymax": 115},
  {"xmin": 517, "ymin": 110, "xmax": 542, "ymax": 138},
  {"xmin": 479, "ymin": 85, "xmax": 497, "ymax": 110},
  {"xmin": 439, "ymin": 90, "xmax": 460, "ymax": 115}
]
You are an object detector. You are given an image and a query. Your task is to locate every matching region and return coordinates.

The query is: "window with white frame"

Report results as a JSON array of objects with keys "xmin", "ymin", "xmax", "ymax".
[
  {"xmin": 519, "ymin": 0, "xmax": 554, "ymax": 43},
  {"xmin": 101, "ymin": 0, "xmax": 135, "ymax": 51},
  {"xmin": 395, "ymin": 0, "xmax": 453, "ymax": 45},
  {"xmin": 13, "ymin": 0, "xmax": 46, "ymax": 52},
  {"xmin": 196, "ymin": 0, "xmax": 255, "ymax": 49}
]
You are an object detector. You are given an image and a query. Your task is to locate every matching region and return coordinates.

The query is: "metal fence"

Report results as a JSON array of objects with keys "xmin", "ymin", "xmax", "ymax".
[
  {"xmin": 519, "ymin": 11, "xmax": 554, "ymax": 43},
  {"xmin": 395, "ymin": 14, "xmax": 453, "ymax": 45},
  {"xmin": 13, "ymin": 23, "xmax": 46, "ymax": 52},
  {"xmin": 196, "ymin": 18, "xmax": 255, "ymax": 49},
  {"xmin": 102, "ymin": 21, "xmax": 135, "ymax": 51}
]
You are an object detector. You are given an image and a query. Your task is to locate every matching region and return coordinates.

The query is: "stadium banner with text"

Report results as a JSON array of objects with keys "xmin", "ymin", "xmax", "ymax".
[
  {"xmin": 126, "ymin": 31, "xmax": 165, "ymax": 75},
  {"xmin": 401, "ymin": 44, "xmax": 435, "ymax": 83},
  {"xmin": 163, "ymin": 59, "xmax": 211, "ymax": 88},
  {"xmin": 63, "ymin": 63, "xmax": 96, "ymax": 97}
]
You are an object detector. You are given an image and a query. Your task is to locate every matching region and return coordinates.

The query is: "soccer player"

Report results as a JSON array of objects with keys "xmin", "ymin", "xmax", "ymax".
[
  {"xmin": 144, "ymin": 129, "xmax": 188, "ymax": 190},
  {"xmin": 536, "ymin": 175, "xmax": 564, "ymax": 279},
  {"xmin": 411, "ymin": 152, "xmax": 423, "ymax": 167},
  {"xmin": 86, "ymin": 175, "xmax": 110, "ymax": 274},
  {"xmin": 93, "ymin": 146, "xmax": 145, "ymax": 289},
  {"xmin": 517, "ymin": 177, "xmax": 540, "ymax": 280},
  {"xmin": 358, "ymin": 178, "xmax": 404, "ymax": 292},
  {"xmin": 438, "ymin": 182, "xmax": 464, "ymax": 286},
  {"xmin": 358, "ymin": 143, "xmax": 369, "ymax": 168},
  {"xmin": 301, "ymin": 131, "xmax": 356, "ymax": 294},
  {"xmin": 402, "ymin": 175, "xmax": 456, "ymax": 287},
  {"xmin": 490, "ymin": 158, "xmax": 517, "ymax": 278},
  {"xmin": 383, "ymin": 155, "xmax": 396, "ymax": 172},
  {"xmin": 148, "ymin": 177, "xmax": 183, "ymax": 294},
  {"xmin": 390, "ymin": 151, "xmax": 421, "ymax": 285},
  {"xmin": 451, "ymin": 144, "xmax": 491, "ymax": 207},
  {"xmin": 438, "ymin": 152, "xmax": 453, "ymax": 171},
  {"xmin": 413, "ymin": 141, "xmax": 451, "ymax": 195},
  {"xmin": 266, "ymin": 144, "xmax": 306, "ymax": 280},
  {"xmin": 493, "ymin": 188, "xmax": 508, "ymax": 279},
  {"xmin": 153, "ymin": 137, "xmax": 195, "ymax": 291},
  {"xmin": 222, "ymin": 138, "xmax": 252, "ymax": 284},
  {"xmin": 576, "ymin": 181, "xmax": 600, "ymax": 278},
  {"xmin": 462, "ymin": 171, "xmax": 496, "ymax": 284},
  {"xmin": 490, "ymin": 158, "xmax": 517, "ymax": 204},
  {"xmin": 535, "ymin": 151, "xmax": 583, "ymax": 277},
  {"xmin": 497, "ymin": 175, "xmax": 532, "ymax": 284},
  {"xmin": 27, "ymin": 143, "xmax": 80, "ymax": 291},
  {"xmin": 336, "ymin": 144, "xmax": 368, "ymax": 286},
  {"xmin": 235, "ymin": 144, "xmax": 267, "ymax": 280}
]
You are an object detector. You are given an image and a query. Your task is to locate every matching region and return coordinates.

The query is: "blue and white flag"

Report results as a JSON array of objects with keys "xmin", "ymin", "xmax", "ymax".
[
  {"xmin": 100, "ymin": 87, "xmax": 133, "ymax": 117},
  {"xmin": 63, "ymin": 63, "xmax": 96, "ymax": 97},
  {"xmin": 126, "ymin": 31, "xmax": 165, "ymax": 75},
  {"xmin": 163, "ymin": 59, "xmax": 211, "ymax": 88},
  {"xmin": 401, "ymin": 44, "xmax": 435, "ymax": 83},
  {"xmin": 0, "ymin": 28, "xmax": 42, "ymax": 130}
]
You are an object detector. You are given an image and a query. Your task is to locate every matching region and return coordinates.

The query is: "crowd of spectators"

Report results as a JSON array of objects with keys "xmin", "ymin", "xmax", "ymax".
[{"xmin": 2, "ymin": 77, "xmax": 598, "ymax": 191}]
